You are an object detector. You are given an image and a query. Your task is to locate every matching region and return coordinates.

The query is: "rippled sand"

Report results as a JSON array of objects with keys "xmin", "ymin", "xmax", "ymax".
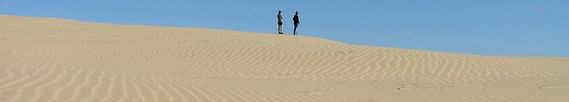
[{"xmin": 1, "ymin": 15, "xmax": 568, "ymax": 102}]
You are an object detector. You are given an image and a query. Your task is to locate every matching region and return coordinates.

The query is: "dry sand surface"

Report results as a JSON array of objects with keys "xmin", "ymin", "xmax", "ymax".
[{"xmin": 1, "ymin": 15, "xmax": 569, "ymax": 102}]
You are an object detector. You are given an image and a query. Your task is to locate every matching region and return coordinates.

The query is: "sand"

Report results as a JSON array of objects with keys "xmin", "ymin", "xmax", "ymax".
[{"xmin": 1, "ymin": 15, "xmax": 568, "ymax": 102}]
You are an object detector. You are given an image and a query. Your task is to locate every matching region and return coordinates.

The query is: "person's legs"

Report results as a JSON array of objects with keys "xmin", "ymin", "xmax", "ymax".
[
  {"xmin": 293, "ymin": 24, "xmax": 298, "ymax": 35},
  {"xmin": 278, "ymin": 25, "xmax": 283, "ymax": 34}
]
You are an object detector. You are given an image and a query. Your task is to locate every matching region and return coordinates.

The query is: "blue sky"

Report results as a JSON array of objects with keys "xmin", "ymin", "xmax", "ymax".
[{"xmin": 1, "ymin": 0, "xmax": 568, "ymax": 57}]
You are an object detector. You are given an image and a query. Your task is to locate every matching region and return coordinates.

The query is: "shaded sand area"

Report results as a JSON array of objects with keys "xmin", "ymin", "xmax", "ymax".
[{"xmin": 1, "ymin": 15, "xmax": 568, "ymax": 102}]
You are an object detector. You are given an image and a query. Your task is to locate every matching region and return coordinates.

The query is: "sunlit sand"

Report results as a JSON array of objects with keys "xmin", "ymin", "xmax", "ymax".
[{"xmin": 1, "ymin": 15, "xmax": 568, "ymax": 102}]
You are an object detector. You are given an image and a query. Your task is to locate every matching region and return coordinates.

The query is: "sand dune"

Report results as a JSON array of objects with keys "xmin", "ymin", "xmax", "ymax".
[{"xmin": 1, "ymin": 15, "xmax": 568, "ymax": 102}]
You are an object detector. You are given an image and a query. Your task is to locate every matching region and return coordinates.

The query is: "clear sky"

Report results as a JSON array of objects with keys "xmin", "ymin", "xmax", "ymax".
[{"xmin": 1, "ymin": 0, "xmax": 568, "ymax": 57}]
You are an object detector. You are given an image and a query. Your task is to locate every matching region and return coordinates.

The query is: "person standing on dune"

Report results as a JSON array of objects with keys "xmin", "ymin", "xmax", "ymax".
[
  {"xmin": 277, "ymin": 10, "xmax": 284, "ymax": 34},
  {"xmin": 293, "ymin": 11, "xmax": 300, "ymax": 35}
]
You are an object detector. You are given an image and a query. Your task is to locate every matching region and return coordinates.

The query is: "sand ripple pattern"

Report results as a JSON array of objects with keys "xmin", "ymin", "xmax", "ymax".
[{"xmin": 1, "ymin": 15, "xmax": 569, "ymax": 102}]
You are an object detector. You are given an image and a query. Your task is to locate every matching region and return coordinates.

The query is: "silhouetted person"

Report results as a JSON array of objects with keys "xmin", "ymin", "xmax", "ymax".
[
  {"xmin": 293, "ymin": 11, "xmax": 300, "ymax": 35},
  {"xmin": 277, "ymin": 10, "xmax": 284, "ymax": 34}
]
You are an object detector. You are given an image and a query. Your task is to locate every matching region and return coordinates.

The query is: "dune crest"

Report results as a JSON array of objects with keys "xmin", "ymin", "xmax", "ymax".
[{"xmin": 1, "ymin": 15, "xmax": 568, "ymax": 102}]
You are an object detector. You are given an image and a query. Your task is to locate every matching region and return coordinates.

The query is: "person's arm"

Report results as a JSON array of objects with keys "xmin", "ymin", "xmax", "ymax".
[{"xmin": 294, "ymin": 16, "xmax": 300, "ymax": 24}]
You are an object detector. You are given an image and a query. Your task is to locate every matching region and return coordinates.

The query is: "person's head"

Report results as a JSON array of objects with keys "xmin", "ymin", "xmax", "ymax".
[
  {"xmin": 295, "ymin": 11, "xmax": 298, "ymax": 15},
  {"xmin": 278, "ymin": 10, "xmax": 281, "ymax": 14}
]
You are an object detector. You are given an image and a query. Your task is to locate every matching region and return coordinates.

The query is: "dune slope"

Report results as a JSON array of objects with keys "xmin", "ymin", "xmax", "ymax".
[{"xmin": 1, "ymin": 15, "xmax": 568, "ymax": 102}]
